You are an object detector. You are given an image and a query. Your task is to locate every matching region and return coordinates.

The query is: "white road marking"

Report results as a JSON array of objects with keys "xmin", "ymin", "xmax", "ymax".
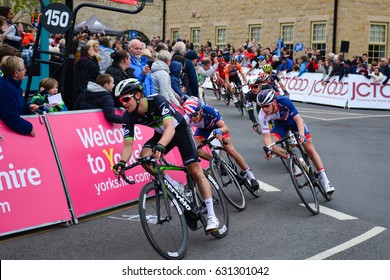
[
  {"xmin": 259, "ymin": 180, "xmax": 281, "ymax": 192},
  {"xmin": 301, "ymin": 114, "xmax": 390, "ymax": 122},
  {"xmin": 318, "ymin": 205, "xmax": 358, "ymax": 220},
  {"xmin": 306, "ymin": 226, "xmax": 387, "ymax": 260}
]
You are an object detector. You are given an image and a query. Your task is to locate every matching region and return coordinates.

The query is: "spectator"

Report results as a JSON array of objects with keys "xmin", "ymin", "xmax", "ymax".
[
  {"xmin": 127, "ymin": 38, "xmax": 154, "ymax": 96},
  {"xmin": 370, "ymin": 66, "xmax": 384, "ymax": 84},
  {"xmin": 297, "ymin": 55, "xmax": 308, "ymax": 77},
  {"xmin": 316, "ymin": 58, "xmax": 325, "ymax": 74},
  {"xmin": 0, "ymin": 56, "xmax": 39, "ymax": 136},
  {"xmin": 197, "ymin": 57, "xmax": 219, "ymax": 103},
  {"xmin": 86, "ymin": 39, "xmax": 101, "ymax": 70},
  {"xmin": 379, "ymin": 58, "xmax": 390, "ymax": 87},
  {"xmin": 31, "ymin": 8, "xmax": 40, "ymax": 28},
  {"xmin": 323, "ymin": 55, "xmax": 345, "ymax": 83},
  {"xmin": 306, "ymin": 55, "xmax": 318, "ymax": 73},
  {"xmin": 30, "ymin": 78, "xmax": 68, "ymax": 114},
  {"xmin": 278, "ymin": 56, "xmax": 293, "ymax": 73},
  {"xmin": 321, "ymin": 59, "xmax": 334, "ymax": 84},
  {"xmin": 172, "ymin": 41, "xmax": 199, "ymax": 98},
  {"xmin": 98, "ymin": 36, "xmax": 114, "ymax": 74},
  {"xmin": 272, "ymin": 55, "xmax": 281, "ymax": 70},
  {"xmin": 105, "ymin": 49, "xmax": 136, "ymax": 107},
  {"xmin": 150, "ymin": 50, "xmax": 181, "ymax": 107},
  {"xmin": 169, "ymin": 60, "xmax": 188, "ymax": 104},
  {"xmin": 21, "ymin": 27, "xmax": 35, "ymax": 46},
  {"xmin": 0, "ymin": 6, "xmax": 23, "ymax": 50},
  {"xmin": 72, "ymin": 44, "xmax": 100, "ymax": 108},
  {"xmin": 75, "ymin": 74, "xmax": 122, "ymax": 123}
]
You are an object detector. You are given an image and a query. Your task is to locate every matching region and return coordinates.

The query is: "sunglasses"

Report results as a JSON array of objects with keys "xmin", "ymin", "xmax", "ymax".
[
  {"xmin": 119, "ymin": 95, "xmax": 134, "ymax": 103},
  {"xmin": 250, "ymin": 84, "xmax": 259, "ymax": 89}
]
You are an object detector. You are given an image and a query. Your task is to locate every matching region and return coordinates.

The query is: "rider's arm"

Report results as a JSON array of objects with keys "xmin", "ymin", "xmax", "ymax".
[
  {"xmin": 215, "ymin": 119, "xmax": 229, "ymax": 134},
  {"xmin": 293, "ymin": 114, "xmax": 306, "ymax": 141},
  {"xmin": 158, "ymin": 117, "xmax": 175, "ymax": 147},
  {"xmin": 237, "ymin": 64, "xmax": 247, "ymax": 83},
  {"xmin": 120, "ymin": 138, "xmax": 134, "ymax": 163}
]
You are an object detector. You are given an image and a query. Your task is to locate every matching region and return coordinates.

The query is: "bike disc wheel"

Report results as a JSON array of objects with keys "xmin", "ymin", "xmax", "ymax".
[
  {"xmin": 138, "ymin": 182, "xmax": 189, "ymax": 259},
  {"xmin": 288, "ymin": 157, "xmax": 319, "ymax": 215},
  {"xmin": 210, "ymin": 155, "xmax": 246, "ymax": 211}
]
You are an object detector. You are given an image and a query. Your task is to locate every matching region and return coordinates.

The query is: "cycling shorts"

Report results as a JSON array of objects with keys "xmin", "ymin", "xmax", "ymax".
[{"xmin": 271, "ymin": 120, "xmax": 311, "ymax": 140}]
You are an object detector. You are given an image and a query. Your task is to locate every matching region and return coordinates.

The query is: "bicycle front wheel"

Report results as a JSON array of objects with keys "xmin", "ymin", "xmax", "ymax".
[
  {"xmin": 210, "ymin": 154, "xmax": 246, "ymax": 211},
  {"xmin": 288, "ymin": 157, "xmax": 319, "ymax": 215},
  {"xmin": 138, "ymin": 182, "xmax": 189, "ymax": 259}
]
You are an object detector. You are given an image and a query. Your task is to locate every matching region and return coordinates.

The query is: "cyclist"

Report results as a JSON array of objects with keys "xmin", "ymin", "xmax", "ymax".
[
  {"xmin": 112, "ymin": 78, "xmax": 219, "ymax": 231},
  {"xmin": 257, "ymin": 88, "xmax": 335, "ymax": 196},
  {"xmin": 245, "ymin": 76, "xmax": 263, "ymax": 133},
  {"xmin": 261, "ymin": 64, "xmax": 289, "ymax": 96},
  {"xmin": 183, "ymin": 97, "xmax": 260, "ymax": 191},
  {"xmin": 211, "ymin": 56, "xmax": 227, "ymax": 96},
  {"xmin": 224, "ymin": 57, "xmax": 248, "ymax": 104}
]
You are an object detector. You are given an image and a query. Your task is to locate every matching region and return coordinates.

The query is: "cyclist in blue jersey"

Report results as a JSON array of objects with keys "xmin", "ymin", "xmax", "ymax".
[
  {"xmin": 112, "ymin": 78, "xmax": 219, "ymax": 231},
  {"xmin": 257, "ymin": 89, "xmax": 335, "ymax": 196},
  {"xmin": 183, "ymin": 97, "xmax": 260, "ymax": 191}
]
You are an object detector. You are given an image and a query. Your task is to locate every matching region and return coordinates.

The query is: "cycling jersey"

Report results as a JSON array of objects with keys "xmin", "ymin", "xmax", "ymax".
[
  {"xmin": 184, "ymin": 104, "xmax": 229, "ymax": 139},
  {"xmin": 258, "ymin": 96, "xmax": 310, "ymax": 138},
  {"xmin": 217, "ymin": 62, "xmax": 227, "ymax": 77},
  {"xmin": 245, "ymin": 90, "xmax": 260, "ymax": 124},
  {"xmin": 122, "ymin": 94, "xmax": 183, "ymax": 139},
  {"xmin": 262, "ymin": 71, "xmax": 282, "ymax": 92},
  {"xmin": 122, "ymin": 94, "xmax": 199, "ymax": 165},
  {"xmin": 224, "ymin": 63, "xmax": 243, "ymax": 79}
]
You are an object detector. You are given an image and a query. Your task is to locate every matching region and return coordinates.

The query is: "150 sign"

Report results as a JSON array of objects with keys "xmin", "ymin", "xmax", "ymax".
[{"xmin": 41, "ymin": 3, "xmax": 74, "ymax": 34}]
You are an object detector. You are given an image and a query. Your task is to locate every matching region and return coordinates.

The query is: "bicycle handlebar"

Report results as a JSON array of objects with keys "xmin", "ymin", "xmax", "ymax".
[
  {"xmin": 262, "ymin": 131, "xmax": 300, "ymax": 155},
  {"xmin": 197, "ymin": 135, "xmax": 228, "ymax": 149}
]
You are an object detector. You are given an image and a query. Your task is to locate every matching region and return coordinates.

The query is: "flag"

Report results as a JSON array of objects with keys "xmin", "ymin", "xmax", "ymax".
[{"xmin": 109, "ymin": 0, "xmax": 138, "ymax": 5}]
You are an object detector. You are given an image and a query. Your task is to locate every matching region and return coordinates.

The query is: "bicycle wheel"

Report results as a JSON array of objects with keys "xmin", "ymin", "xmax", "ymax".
[
  {"xmin": 204, "ymin": 171, "xmax": 229, "ymax": 239},
  {"xmin": 212, "ymin": 82, "xmax": 222, "ymax": 100},
  {"xmin": 288, "ymin": 157, "xmax": 319, "ymax": 215},
  {"xmin": 223, "ymin": 92, "xmax": 230, "ymax": 105},
  {"xmin": 239, "ymin": 90, "xmax": 246, "ymax": 115},
  {"xmin": 235, "ymin": 91, "xmax": 244, "ymax": 116},
  {"xmin": 210, "ymin": 153, "xmax": 246, "ymax": 211},
  {"xmin": 138, "ymin": 182, "xmax": 189, "ymax": 259}
]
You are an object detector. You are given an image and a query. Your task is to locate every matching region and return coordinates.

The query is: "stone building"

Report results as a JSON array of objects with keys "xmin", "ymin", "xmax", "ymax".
[{"xmin": 74, "ymin": 0, "xmax": 389, "ymax": 62}]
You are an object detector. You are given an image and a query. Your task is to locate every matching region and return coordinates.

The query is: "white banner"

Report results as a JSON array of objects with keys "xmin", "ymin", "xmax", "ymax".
[{"xmin": 204, "ymin": 67, "xmax": 390, "ymax": 110}]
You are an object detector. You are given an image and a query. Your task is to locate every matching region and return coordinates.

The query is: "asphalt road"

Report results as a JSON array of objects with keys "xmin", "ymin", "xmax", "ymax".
[{"xmin": 1, "ymin": 89, "xmax": 390, "ymax": 261}]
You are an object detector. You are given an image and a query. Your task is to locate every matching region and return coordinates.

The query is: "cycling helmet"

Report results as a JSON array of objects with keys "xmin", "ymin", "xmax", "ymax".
[
  {"xmin": 256, "ymin": 89, "xmax": 276, "ymax": 106},
  {"xmin": 217, "ymin": 57, "xmax": 225, "ymax": 63},
  {"xmin": 114, "ymin": 78, "xmax": 143, "ymax": 97},
  {"xmin": 259, "ymin": 72, "xmax": 270, "ymax": 82},
  {"xmin": 262, "ymin": 64, "xmax": 273, "ymax": 73},
  {"xmin": 229, "ymin": 57, "xmax": 237, "ymax": 63},
  {"xmin": 183, "ymin": 97, "xmax": 203, "ymax": 117}
]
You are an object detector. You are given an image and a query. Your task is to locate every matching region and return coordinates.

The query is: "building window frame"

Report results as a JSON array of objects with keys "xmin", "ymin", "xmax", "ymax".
[
  {"xmin": 216, "ymin": 27, "xmax": 227, "ymax": 50},
  {"xmin": 311, "ymin": 22, "xmax": 327, "ymax": 57},
  {"xmin": 191, "ymin": 27, "xmax": 201, "ymax": 51},
  {"xmin": 249, "ymin": 25, "xmax": 261, "ymax": 45},
  {"xmin": 281, "ymin": 23, "xmax": 294, "ymax": 56},
  {"xmin": 171, "ymin": 28, "xmax": 180, "ymax": 43},
  {"xmin": 368, "ymin": 23, "xmax": 387, "ymax": 64}
]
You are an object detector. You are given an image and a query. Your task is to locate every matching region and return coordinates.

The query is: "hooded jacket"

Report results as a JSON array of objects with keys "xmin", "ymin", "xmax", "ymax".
[
  {"xmin": 151, "ymin": 59, "xmax": 180, "ymax": 107},
  {"xmin": 76, "ymin": 81, "xmax": 122, "ymax": 124}
]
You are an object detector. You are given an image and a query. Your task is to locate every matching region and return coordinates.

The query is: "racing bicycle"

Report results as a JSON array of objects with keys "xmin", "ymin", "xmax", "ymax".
[
  {"xmin": 263, "ymin": 131, "xmax": 331, "ymax": 215},
  {"xmin": 198, "ymin": 136, "xmax": 261, "ymax": 211},
  {"xmin": 119, "ymin": 156, "xmax": 229, "ymax": 259}
]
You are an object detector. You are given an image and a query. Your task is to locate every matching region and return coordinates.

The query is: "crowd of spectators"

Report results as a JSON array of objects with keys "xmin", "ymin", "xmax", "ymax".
[{"xmin": 1, "ymin": 5, "xmax": 390, "ymax": 138}]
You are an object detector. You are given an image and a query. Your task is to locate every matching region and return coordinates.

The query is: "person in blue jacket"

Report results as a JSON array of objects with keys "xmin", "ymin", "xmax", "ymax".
[
  {"xmin": 0, "ymin": 56, "xmax": 39, "ymax": 136},
  {"xmin": 169, "ymin": 60, "xmax": 189, "ymax": 103},
  {"xmin": 127, "ymin": 39, "xmax": 154, "ymax": 97},
  {"xmin": 278, "ymin": 56, "xmax": 294, "ymax": 73}
]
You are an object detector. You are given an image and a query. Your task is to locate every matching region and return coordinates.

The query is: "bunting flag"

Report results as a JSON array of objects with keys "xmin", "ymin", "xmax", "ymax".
[{"xmin": 109, "ymin": 0, "xmax": 138, "ymax": 5}]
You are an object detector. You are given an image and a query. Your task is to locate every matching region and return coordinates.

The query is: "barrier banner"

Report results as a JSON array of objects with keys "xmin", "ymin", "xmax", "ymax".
[
  {"xmin": 345, "ymin": 75, "xmax": 390, "ymax": 109},
  {"xmin": 0, "ymin": 117, "xmax": 71, "ymax": 236},
  {"xmin": 46, "ymin": 111, "xmax": 181, "ymax": 218}
]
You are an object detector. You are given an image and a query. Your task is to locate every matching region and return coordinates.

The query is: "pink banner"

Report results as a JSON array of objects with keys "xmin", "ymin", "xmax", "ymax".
[
  {"xmin": 0, "ymin": 118, "xmax": 71, "ymax": 236},
  {"xmin": 46, "ymin": 111, "xmax": 180, "ymax": 217}
]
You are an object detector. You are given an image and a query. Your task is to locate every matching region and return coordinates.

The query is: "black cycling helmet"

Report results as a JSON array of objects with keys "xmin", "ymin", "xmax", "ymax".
[
  {"xmin": 114, "ymin": 78, "xmax": 143, "ymax": 97},
  {"xmin": 256, "ymin": 89, "xmax": 276, "ymax": 106}
]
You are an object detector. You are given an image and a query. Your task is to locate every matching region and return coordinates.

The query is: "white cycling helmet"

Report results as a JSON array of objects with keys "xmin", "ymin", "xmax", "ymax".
[{"xmin": 114, "ymin": 78, "xmax": 143, "ymax": 97}]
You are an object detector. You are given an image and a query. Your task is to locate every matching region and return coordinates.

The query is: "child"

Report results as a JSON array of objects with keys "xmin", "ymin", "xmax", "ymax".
[
  {"xmin": 30, "ymin": 78, "xmax": 68, "ymax": 113},
  {"xmin": 370, "ymin": 66, "xmax": 384, "ymax": 84}
]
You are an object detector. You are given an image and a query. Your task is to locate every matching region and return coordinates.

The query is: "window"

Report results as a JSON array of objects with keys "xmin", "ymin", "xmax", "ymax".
[
  {"xmin": 281, "ymin": 24, "xmax": 294, "ymax": 56},
  {"xmin": 191, "ymin": 28, "xmax": 201, "ymax": 51},
  {"xmin": 216, "ymin": 27, "xmax": 227, "ymax": 49},
  {"xmin": 311, "ymin": 22, "xmax": 326, "ymax": 57},
  {"xmin": 368, "ymin": 23, "xmax": 387, "ymax": 63},
  {"xmin": 171, "ymin": 29, "xmax": 180, "ymax": 43},
  {"xmin": 249, "ymin": 25, "xmax": 261, "ymax": 44}
]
